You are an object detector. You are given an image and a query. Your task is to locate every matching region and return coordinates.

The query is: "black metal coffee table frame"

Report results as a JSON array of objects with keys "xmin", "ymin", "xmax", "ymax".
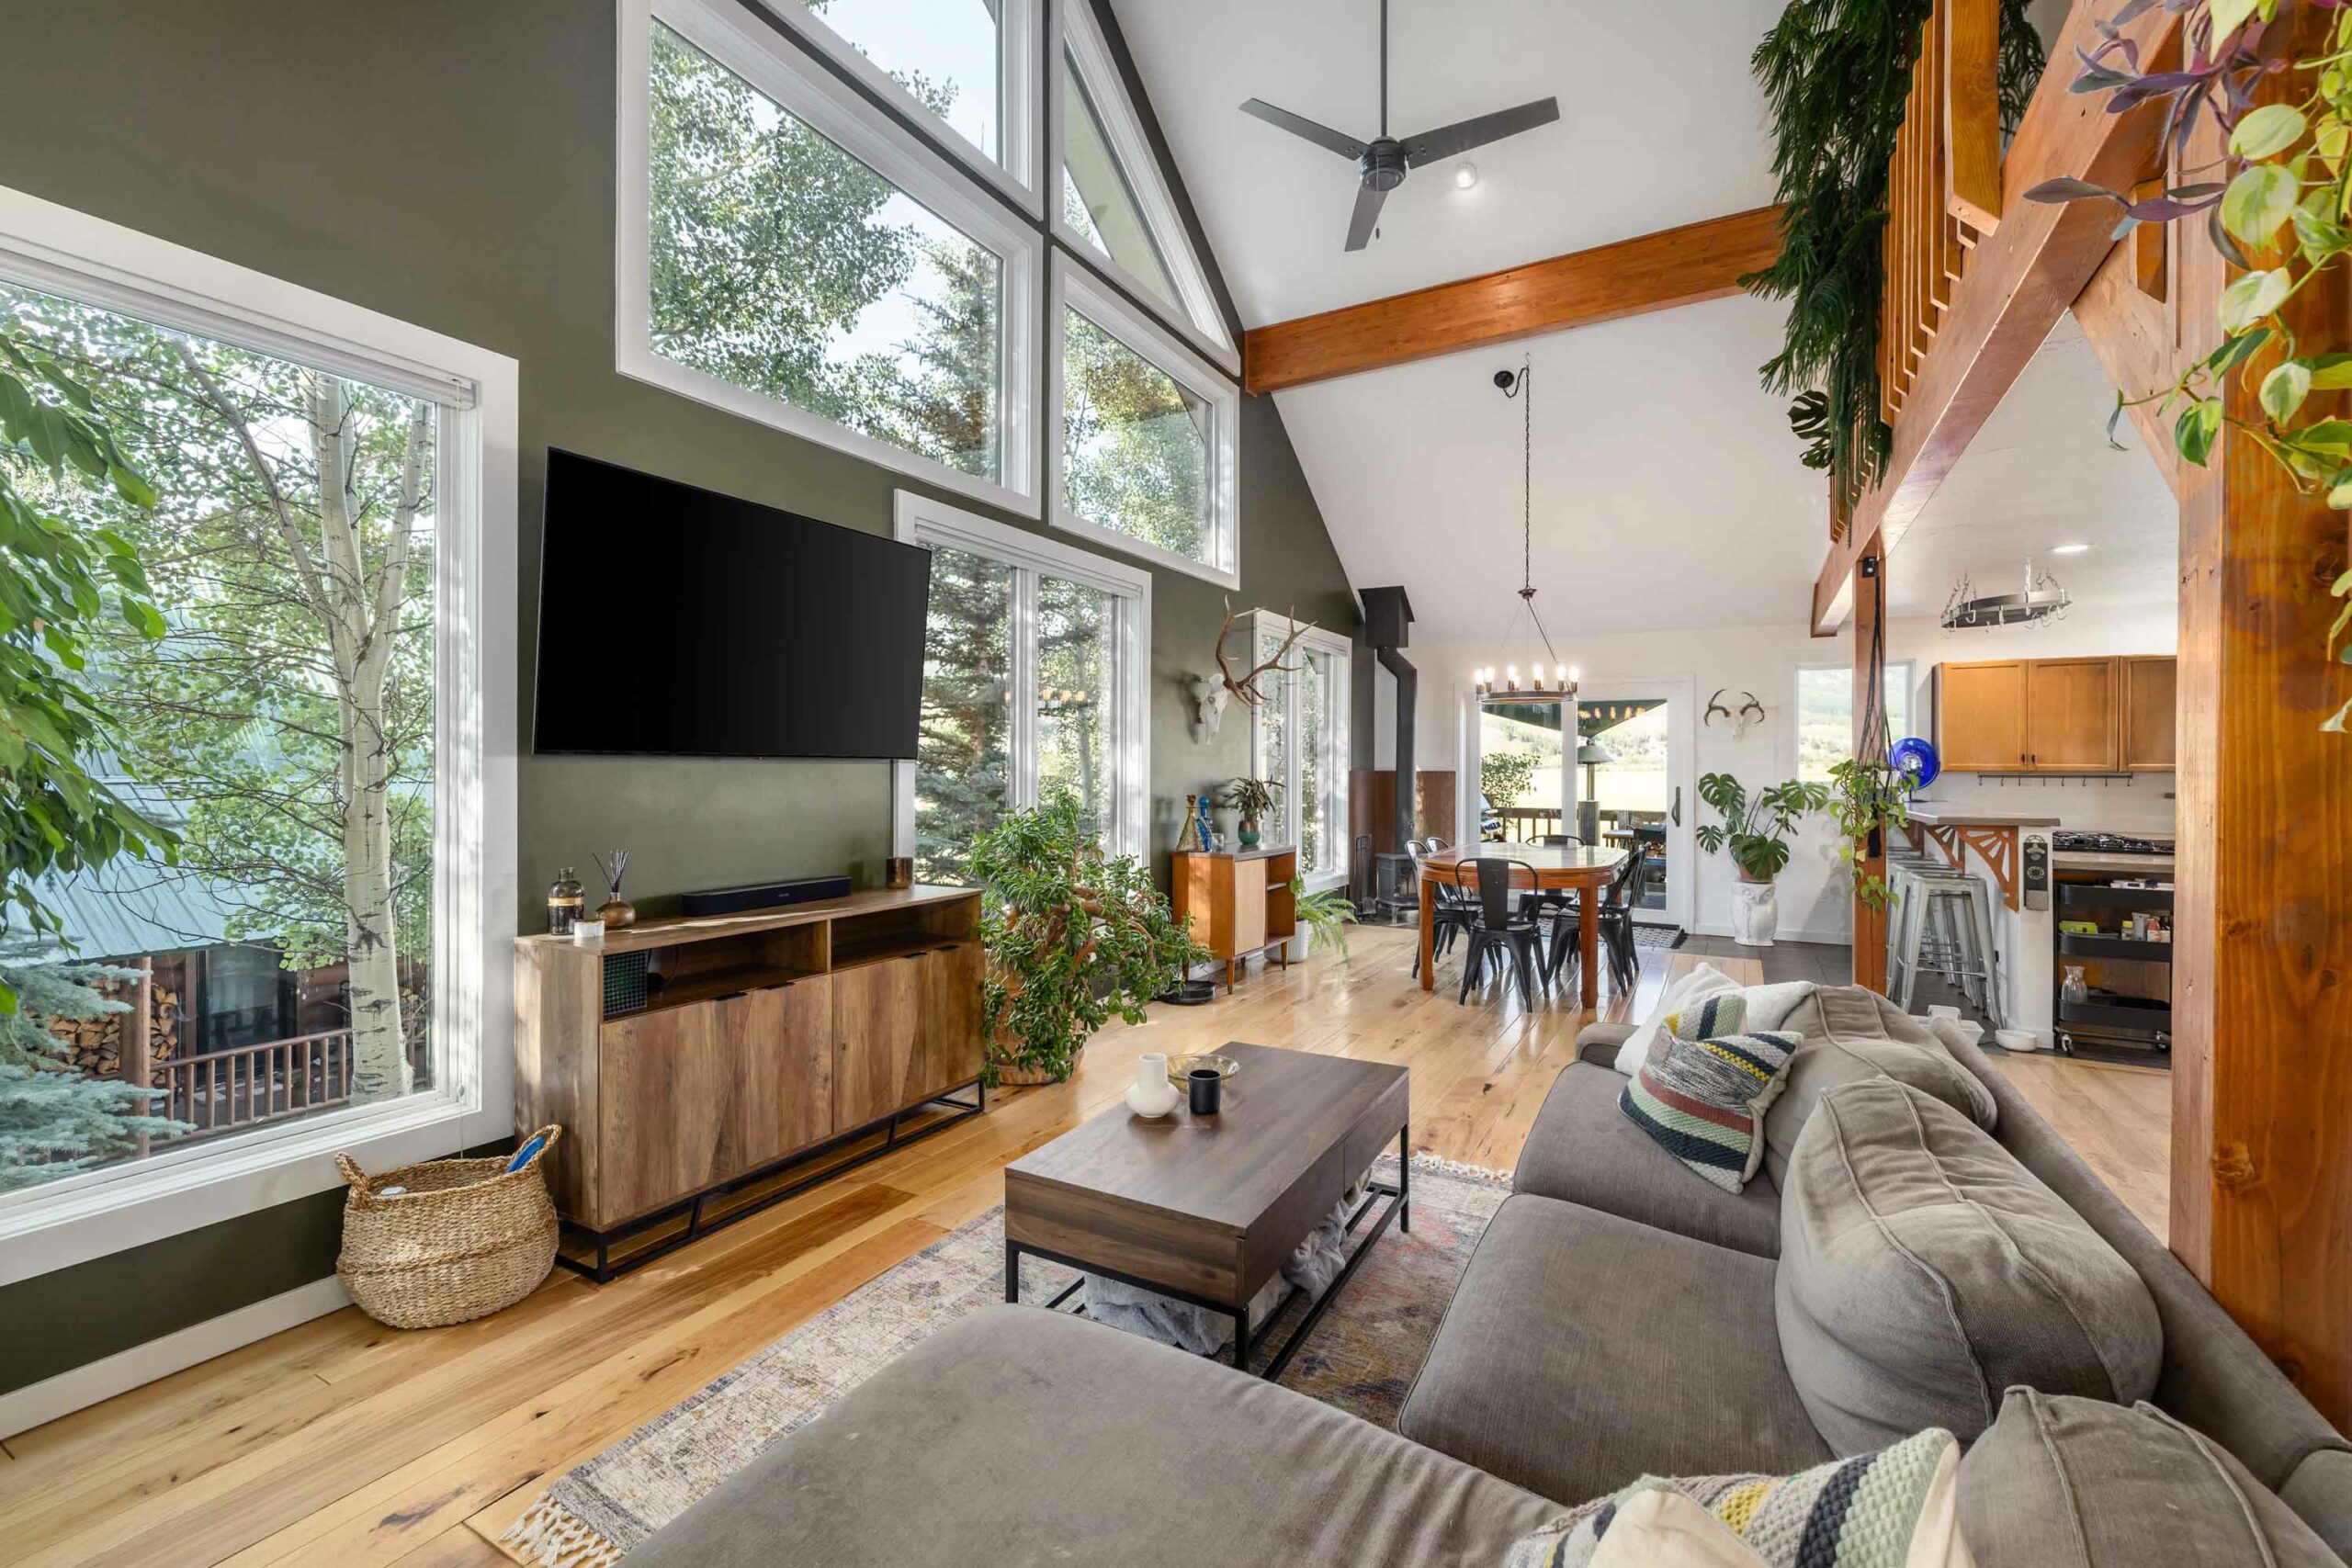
[{"xmin": 1004, "ymin": 1127, "xmax": 1409, "ymax": 1382}]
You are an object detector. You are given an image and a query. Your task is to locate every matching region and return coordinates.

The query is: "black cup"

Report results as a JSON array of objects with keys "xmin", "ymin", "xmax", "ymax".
[{"xmin": 1188, "ymin": 1066, "xmax": 1223, "ymax": 1115}]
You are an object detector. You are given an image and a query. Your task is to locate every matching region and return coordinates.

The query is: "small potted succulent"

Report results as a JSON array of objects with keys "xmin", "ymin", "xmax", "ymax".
[
  {"xmin": 1218, "ymin": 776, "xmax": 1280, "ymax": 848},
  {"xmin": 1693, "ymin": 772, "xmax": 1830, "ymax": 947},
  {"xmin": 968, "ymin": 790, "xmax": 1204, "ymax": 1086}
]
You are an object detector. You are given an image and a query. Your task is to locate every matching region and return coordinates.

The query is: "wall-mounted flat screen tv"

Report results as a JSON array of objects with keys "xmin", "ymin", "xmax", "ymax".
[{"xmin": 532, "ymin": 450, "xmax": 930, "ymax": 760}]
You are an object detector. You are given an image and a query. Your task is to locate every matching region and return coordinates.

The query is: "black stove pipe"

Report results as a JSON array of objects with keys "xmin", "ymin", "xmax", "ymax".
[{"xmin": 1378, "ymin": 645, "xmax": 1416, "ymax": 852}]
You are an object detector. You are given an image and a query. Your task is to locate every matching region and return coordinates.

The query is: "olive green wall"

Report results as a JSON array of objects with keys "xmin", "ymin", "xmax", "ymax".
[{"xmin": 0, "ymin": 0, "xmax": 1358, "ymax": 1395}]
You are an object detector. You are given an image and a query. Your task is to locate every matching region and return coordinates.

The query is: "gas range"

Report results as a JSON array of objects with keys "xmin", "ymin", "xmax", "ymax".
[{"xmin": 2051, "ymin": 831, "xmax": 2174, "ymax": 855}]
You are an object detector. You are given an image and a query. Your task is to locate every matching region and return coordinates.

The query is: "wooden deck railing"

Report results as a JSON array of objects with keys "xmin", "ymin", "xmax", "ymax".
[
  {"xmin": 151, "ymin": 1029, "xmax": 356, "ymax": 1138},
  {"xmin": 1880, "ymin": 0, "xmax": 2004, "ymax": 427}
]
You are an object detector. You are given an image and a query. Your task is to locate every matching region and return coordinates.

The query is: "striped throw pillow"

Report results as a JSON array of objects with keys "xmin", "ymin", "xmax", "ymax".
[
  {"xmin": 1620, "ymin": 1027, "xmax": 1800, "ymax": 1192},
  {"xmin": 1505, "ymin": 1427, "xmax": 1967, "ymax": 1568}
]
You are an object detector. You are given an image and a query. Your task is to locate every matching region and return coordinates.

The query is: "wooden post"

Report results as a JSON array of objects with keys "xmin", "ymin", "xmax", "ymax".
[
  {"xmin": 125, "ymin": 956, "xmax": 153, "ymax": 1158},
  {"xmin": 1851, "ymin": 535, "xmax": 1890, "ymax": 994},
  {"xmin": 2171, "ymin": 4, "xmax": 2352, "ymax": 1429}
]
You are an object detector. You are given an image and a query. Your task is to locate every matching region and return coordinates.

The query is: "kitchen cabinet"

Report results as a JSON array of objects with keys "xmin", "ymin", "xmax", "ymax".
[
  {"xmin": 2122, "ymin": 656, "xmax": 2177, "ymax": 771},
  {"xmin": 2023, "ymin": 659, "xmax": 2120, "ymax": 771},
  {"xmin": 1934, "ymin": 661, "xmax": 2026, "ymax": 771},
  {"xmin": 1936, "ymin": 656, "xmax": 2171, "ymax": 773}
]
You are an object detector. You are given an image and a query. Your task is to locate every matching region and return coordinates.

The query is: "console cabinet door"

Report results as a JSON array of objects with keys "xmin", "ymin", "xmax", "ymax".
[
  {"xmin": 597, "ymin": 1000, "xmax": 723, "ymax": 1227},
  {"xmin": 1937, "ymin": 661, "xmax": 2026, "ymax": 771},
  {"xmin": 832, "ymin": 954, "xmax": 922, "ymax": 1131},
  {"xmin": 915, "ymin": 941, "xmax": 985, "ymax": 1094},
  {"xmin": 718, "ymin": 976, "xmax": 833, "ymax": 1174},
  {"xmin": 2024, "ymin": 658, "xmax": 2120, "ymax": 771}
]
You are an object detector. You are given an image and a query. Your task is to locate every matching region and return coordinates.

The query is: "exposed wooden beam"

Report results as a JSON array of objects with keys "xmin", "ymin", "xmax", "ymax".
[
  {"xmin": 1240, "ymin": 207, "xmax": 1784, "ymax": 396},
  {"xmin": 2171, "ymin": 2, "xmax": 2352, "ymax": 1433},
  {"xmin": 1809, "ymin": 0, "xmax": 2179, "ymax": 634},
  {"xmin": 2071, "ymin": 237, "xmax": 2188, "ymax": 502}
]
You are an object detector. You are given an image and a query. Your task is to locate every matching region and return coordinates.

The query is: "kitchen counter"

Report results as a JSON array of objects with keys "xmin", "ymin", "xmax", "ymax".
[{"xmin": 1904, "ymin": 804, "xmax": 2064, "ymax": 828}]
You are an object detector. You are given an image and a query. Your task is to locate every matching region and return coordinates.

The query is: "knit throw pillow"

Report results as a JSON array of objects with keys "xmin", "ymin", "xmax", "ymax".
[
  {"xmin": 1503, "ymin": 1427, "xmax": 1968, "ymax": 1568},
  {"xmin": 1620, "ymin": 1025, "xmax": 1799, "ymax": 1192}
]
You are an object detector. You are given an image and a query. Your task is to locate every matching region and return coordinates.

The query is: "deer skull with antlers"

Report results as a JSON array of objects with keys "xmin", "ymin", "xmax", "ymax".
[
  {"xmin": 1704, "ymin": 689, "xmax": 1768, "ymax": 740},
  {"xmin": 1216, "ymin": 597, "xmax": 1315, "ymax": 708}
]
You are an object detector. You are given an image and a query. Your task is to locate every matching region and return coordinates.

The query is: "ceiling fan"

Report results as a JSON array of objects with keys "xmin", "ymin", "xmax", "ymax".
[{"xmin": 1240, "ymin": 0, "xmax": 1559, "ymax": 253}]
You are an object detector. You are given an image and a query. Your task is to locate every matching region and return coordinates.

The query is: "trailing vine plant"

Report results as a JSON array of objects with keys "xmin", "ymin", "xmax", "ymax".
[
  {"xmin": 1746, "ymin": 0, "xmax": 2046, "ymax": 508},
  {"xmin": 2025, "ymin": 0, "xmax": 2352, "ymax": 729}
]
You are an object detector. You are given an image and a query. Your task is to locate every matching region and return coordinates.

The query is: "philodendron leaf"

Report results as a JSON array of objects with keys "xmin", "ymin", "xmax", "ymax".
[
  {"xmin": 2232, "ymin": 103, "xmax": 2308, "ymax": 159},
  {"xmin": 2327, "ymin": 468, "xmax": 2352, "ymax": 509},
  {"xmin": 2208, "ymin": 0, "xmax": 2262, "ymax": 45},
  {"xmin": 2210, "ymin": 325, "xmax": 2272, "ymax": 375},
  {"xmin": 2177, "ymin": 397, "xmax": 2224, "ymax": 466},
  {"xmin": 2263, "ymin": 360, "xmax": 2313, "ymax": 423},
  {"xmin": 2220, "ymin": 268, "xmax": 2293, "ymax": 333},
  {"xmin": 2222, "ymin": 163, "xmax": 2300, "ymax": 245}
]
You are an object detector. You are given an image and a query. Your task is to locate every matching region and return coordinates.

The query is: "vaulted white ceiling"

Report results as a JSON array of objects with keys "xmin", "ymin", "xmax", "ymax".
[{"xmin": 1111, "ymin": 0, "xmax": 2162, "ymax": 645}]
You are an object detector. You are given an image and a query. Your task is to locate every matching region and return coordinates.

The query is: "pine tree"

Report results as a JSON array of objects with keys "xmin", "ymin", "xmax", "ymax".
[{"xmin": 0, "ymin": 944, "xmax": 178, "ymax": 1189}]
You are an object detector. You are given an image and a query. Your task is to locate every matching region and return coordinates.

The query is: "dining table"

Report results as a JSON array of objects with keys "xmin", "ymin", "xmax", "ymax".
[{"xmin": 1418, "ymin": 843, "xmax": 1629, "ymax": 1008}]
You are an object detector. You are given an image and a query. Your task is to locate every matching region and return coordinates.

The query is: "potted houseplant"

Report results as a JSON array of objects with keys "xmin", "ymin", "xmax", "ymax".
[
  {"xmin": 967, "ymin": 790, "xmax": 1204, "ymax": 1086},
  {"xmin": 1218, "ymin": 776, "xmax": 1280, "ymax": 848},
  {"xmin": 1826, "ymin": 755, "xmax": 1915, "ymax": 909},
  {"xmin": 1287, "ymin": 877, "xmax": 1359, "ymax": 962},
  {"xmin": 1693, "ymin": 772, "xmax": 1830, "ymax": 947}
]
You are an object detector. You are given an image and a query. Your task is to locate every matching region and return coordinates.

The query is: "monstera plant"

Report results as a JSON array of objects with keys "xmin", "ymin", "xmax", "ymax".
[
  {"xmin": 1695, "ymin": 773, "xmax": 1831, "ymax": 947},
  {"xmin": 968, "ymin": 791, "xmax": 1203, "ymax": 1087}
]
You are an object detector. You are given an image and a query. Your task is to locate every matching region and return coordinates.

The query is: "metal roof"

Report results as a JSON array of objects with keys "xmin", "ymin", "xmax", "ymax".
[{"xmin": 28, "ymin": 863, "xmax": 243, "ymax": 964}]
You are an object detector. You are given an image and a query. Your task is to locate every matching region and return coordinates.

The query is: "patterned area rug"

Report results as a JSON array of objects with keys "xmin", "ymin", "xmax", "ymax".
[{"xmin": 504, "ymin": 1153, "xmax": 1507, "ymax": 1567}]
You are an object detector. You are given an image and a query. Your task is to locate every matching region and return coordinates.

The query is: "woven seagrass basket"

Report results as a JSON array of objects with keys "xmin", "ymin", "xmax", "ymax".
[{"xmin": 334, "ymin": 1125, "xmax": 561, "ymax": 1329}]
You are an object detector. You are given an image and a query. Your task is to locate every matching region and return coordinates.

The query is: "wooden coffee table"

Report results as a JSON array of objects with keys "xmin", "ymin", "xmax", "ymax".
[{"xmin": 1003, "ymin": 1043, "xmax": 1408, "ymax": 1379}]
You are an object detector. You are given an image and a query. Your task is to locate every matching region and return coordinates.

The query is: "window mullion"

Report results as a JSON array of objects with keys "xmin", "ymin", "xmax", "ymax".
[{"xmin": 1012, "ymin": 566, "xmax": 1041, "ymax": 809}]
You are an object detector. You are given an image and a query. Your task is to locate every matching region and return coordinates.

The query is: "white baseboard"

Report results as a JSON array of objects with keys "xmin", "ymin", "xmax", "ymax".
[
  {"xmin": 1690, "ymin": 921, "xmax": 1853, "ymax": 948},
  {"xmin": 0, "ymin": 1275, "xmax": 348, "ymax": 1440}
]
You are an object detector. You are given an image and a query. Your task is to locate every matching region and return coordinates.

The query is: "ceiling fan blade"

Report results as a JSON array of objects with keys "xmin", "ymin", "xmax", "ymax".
[
  {"xmin": 1345, "ymin": 181, "xmax": 1389, "ymax": 253},
  {"xmin": 1402, "ymin": 97, "xmax": 1561, "ymax": 166},
  {"xmin": 1239, "ymin": 98, "xmax": 1367, "ymax": 160}
]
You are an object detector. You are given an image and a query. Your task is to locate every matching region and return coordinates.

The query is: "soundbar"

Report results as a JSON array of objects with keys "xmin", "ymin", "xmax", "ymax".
[{"xmin": 680, "ymin": 874, "xmax": 854, "ymax": 918}]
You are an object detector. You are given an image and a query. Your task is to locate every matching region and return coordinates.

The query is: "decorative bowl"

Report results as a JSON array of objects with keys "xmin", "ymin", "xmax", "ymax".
[{"xmin": 1166, "ymin": 1053, "xmax": 1239, "ymax": 1086}]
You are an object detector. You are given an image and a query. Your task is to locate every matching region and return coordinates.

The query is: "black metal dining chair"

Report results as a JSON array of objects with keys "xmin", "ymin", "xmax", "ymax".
[
  {"xmin": 1453, "ymin": 858, "xmax": 1544, "ymax": 1010},
  {"xmin": 1544, "ymin": 844, "xmax": 1644, "ymax": 992},
  {"xmin": 1408, "ymin": 840, "xmax": 1475, "ymax": 979}
]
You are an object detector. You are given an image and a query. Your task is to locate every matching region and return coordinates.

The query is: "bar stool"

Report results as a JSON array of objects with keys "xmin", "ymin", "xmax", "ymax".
[{"xmin": 1887, "ymin": 864, "xmax": 2004, "ymax": 1027}]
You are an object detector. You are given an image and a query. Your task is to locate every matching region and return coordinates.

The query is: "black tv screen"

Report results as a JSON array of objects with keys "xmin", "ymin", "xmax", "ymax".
[{"xmin": 532, "ymin": 450, "xmax": 930, "ymax": 760}]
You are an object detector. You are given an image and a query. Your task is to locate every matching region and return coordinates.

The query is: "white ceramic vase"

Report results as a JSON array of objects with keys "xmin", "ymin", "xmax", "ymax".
[
  {"xmin": 1732, "ymin": 878, "xmax": 1780, "ymax": 947},
  {"xmin": 1127, "ymin": 1053, "xmax": 1181, "ymax": 1118}
]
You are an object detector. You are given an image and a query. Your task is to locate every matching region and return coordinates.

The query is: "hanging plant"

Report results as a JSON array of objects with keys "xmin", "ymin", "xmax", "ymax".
[
  {"xmin": 1827, "ymin": 756, "xmax": 1917, "ymax": 907},
  {"xmin": 1745, "ymin": 0, "xmax": 2046, "ymax": 505},
  {"xmin": 2024, "ymin": 0, "xmax": 2352, "ymax": 729}
]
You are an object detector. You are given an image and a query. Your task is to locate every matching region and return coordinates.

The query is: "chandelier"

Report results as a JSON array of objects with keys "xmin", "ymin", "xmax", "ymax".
[
  {"xmin": 1939, "ymin": 558, "xmax": 2073, "ymax": 631},
  {"xmin": 1472, "ymin": 361, "xmax": 1580, "ymax": 703}
]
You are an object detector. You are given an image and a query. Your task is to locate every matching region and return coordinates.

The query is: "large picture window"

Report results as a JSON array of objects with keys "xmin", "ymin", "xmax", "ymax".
[
  {"xmin": 618, "ymin": 0, "xmax": 1041, "ymax": 516},
  {"xmin": 894, "ymin": 492, "xmax": 1149, "ymax": 884},
  {"xmin": 1794, "ymin": 661, "xmax": 1916, "ymax": 782},
  {"xmin": 1049, "ymin": 257, "xmax": 1238, "ymax": 587},
  {"xmin": 1246, "ymin": 613, "xmax": 1351, "ymax": 888},
  {"xmin": 752, "ymin": 0, "xmax": 1042, "ymax": 216},
  {"xmin": 0, "ymin": 185, "xmax": 514, "ymax": 1262}
]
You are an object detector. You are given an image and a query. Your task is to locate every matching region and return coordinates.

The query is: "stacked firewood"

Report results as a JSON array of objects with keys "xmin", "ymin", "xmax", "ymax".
[{"xmin": 44, "ymin": 982, "xmax": 183, "ymax": 1078}]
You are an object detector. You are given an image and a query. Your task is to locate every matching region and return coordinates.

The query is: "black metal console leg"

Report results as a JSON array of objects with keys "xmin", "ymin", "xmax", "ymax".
[
  {"xmin": 1398, "ymin": 1123, "xmax": 1412, "ymax": 1234},
  {"xmin": 1004, "ymin": 1239, "xmax": 1021, "ymax": 1303},
  {"xmin": 1233, "ymin": 1304, "xmax": 1250, "ymax": 1371}
]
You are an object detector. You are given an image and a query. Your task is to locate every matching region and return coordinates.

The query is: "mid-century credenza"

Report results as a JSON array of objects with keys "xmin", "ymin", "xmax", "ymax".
[{"xmin": 514, "ymin": 886, "xmax": 984, "ymax": 1277}]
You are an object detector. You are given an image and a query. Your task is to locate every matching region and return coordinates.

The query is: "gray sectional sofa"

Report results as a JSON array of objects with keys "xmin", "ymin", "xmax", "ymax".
[{"xmin": 633, "ymin": 985, "xmax": 2350, "ymax": 1566}]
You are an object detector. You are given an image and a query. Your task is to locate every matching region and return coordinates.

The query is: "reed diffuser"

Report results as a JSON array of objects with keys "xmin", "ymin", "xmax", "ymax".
[{"xmin": 594, "ymin": 849, "xmax": 636, "ymax": 929}]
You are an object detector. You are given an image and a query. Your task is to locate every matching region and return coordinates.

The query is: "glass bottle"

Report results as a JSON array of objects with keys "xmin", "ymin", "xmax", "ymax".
[
  {"xmin": 548, "ymin": 867, "xmax": 584, "ymax": 936},
  {"xmin": 2060, "ymin": 964, "xmax": 2089, "ymax": 1007}
]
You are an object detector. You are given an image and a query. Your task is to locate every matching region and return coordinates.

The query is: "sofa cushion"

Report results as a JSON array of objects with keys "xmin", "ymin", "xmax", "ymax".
[
  {"xmin": 1614, "ymin": 961, "xmax": 1744, "ymax": 1077},
  {"xmin": 1401, "ymin": 1194, "xmax": 1831, "ymax": 1505},
  {"xmin": 1776, "ymin": 1078, "xmax": 2163, "ymax": 1453},
  {"xmin": 1957, "ymin": 1389, "xmax": 2343, "ymax": 1567},
  {"xmin": 628, "ymin": 1306, "xmax": 1561, "ymax": 1568},
  {"xmin": 1622, "ymin": 1029, "xmax": 1800, "ymax": 1191},
  {"xmin": 1576, "ymin": 1020, "xmax": 1637, "ymax": 1068},
  {"xmin": 1515, "ymin": 1062, "xmax": 1781, "ymax": 1257},
  {"xmin": 1761, "ymin": 986, "xmax": 1996, "ymax": 1187}
]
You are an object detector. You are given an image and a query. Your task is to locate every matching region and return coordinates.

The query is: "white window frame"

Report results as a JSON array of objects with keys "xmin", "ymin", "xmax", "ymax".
[
  {"xmin": 1049, "ymin": 0, "xmax": 1238, "ymax": 372},
  {"xmin": 617, "ymin": 0, "xmax": 1044, "ymax": 518},
  {"xmin": 891, "ymin": 490, "xmax": 1151, "ymax": 863},
  {"xmin": 751, "ymin": 0, "xmax": 1045, "ymax": 220},
  {"xmin": 1791, "ymin": 659, "xmax": 1917, "ymax": 783},
  {"xmin": 0, "ymin": 183, "xmax": 518, "ymax": 1283},
  {"xmin": 1244, "ymin": 611, "xmax": 1351, "ymax": 893},
  {"xmin": 1048, "ymin": 253, "xmax": 1240, "ymax": 589}
]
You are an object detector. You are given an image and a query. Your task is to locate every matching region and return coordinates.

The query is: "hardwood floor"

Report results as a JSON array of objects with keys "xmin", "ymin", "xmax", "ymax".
[{"xmin": 0, "ymin": 927, "xmax": 2165, "ymax": 1566}]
